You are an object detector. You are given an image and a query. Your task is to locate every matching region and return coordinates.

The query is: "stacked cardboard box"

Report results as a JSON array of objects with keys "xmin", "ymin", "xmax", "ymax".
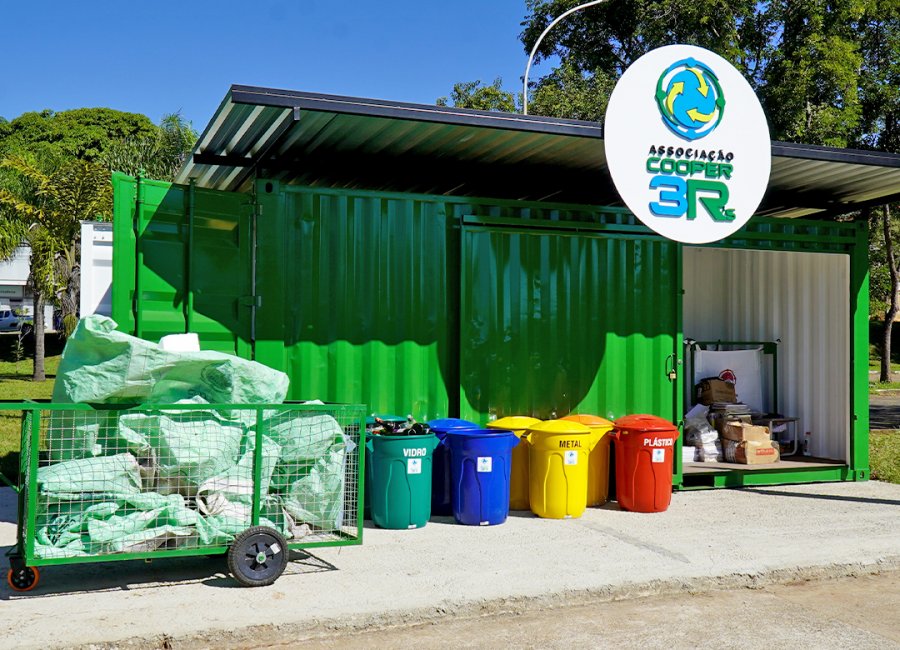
[
  {"xmin": 696, "ymin": 378, "xmax": 736, "ymax": 405},
  {"xmin": 722, "ymin": 422, "xmax": 780, "ymax": 464},
  {"xmin": 709, "ymin": 403, "xmax": 753, "ymax": 436}
]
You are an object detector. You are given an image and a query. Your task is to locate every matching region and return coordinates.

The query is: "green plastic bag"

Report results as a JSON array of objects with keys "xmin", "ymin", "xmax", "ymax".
[
  {"xmin": 34, "ymin": 493, "xmax": 200, "ymax": 558},
  {"xmin": 117, "ymin": 408, "xmax": 245, "ymax": 496},
  {"xmin": 265, "ymin": 411, "xmax": 346, "ymax": 462},
  {"xmin": 52, "ymin": 315, "xmax": 289, "ymax": 405},
  {"xmin": 196, "ymin": 434, "xmax": 281, "ymax": 506},
  {"xmin": 281, "ymin": 442, "xmax": 351, "ymax": 530},
  {"xmin": 37, "ymin": 453, "xmax": 144, "ymax": 495}
]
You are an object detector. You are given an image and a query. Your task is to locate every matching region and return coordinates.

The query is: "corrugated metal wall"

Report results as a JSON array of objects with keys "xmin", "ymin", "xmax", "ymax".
[
  {"xmin": 683, "ymin": 247, "xmax": 850, "ymax": 461},
  {"xmin": 273, "ymin": 187, "xmax": 677, "ymax": 421},
  {"xmin": 281, "ymin": 190, "xmax": 455, "ymax": 416},
  {"xmin": 460, "ymin": 227, "xmax": 677, "ymax": 422}
]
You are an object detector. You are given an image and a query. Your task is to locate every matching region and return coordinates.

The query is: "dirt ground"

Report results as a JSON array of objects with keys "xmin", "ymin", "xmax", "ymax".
[{"xmin": 137, "ymin": 570, "xmax": 900, "ymax": 649}]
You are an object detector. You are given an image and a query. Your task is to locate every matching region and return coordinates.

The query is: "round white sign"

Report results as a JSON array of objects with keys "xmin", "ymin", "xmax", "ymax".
[{"xmin": 604, "ymin": 44, "xmax": 771, "ymax": 244}]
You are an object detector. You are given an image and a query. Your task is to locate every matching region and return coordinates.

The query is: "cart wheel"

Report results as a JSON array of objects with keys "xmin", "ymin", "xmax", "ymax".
[
  {"xmin": 7, "ymin": 566, "xmax": 40, "ymax": 592},
  {"xmin": 227, "ymin": 526, "xmax": 288, "ymax": 587}
]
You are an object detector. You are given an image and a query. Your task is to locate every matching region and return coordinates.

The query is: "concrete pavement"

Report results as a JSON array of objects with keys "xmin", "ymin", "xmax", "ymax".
[{"xmin": 2, "ymin": 480, "xmax": 900, "ymax": 648}]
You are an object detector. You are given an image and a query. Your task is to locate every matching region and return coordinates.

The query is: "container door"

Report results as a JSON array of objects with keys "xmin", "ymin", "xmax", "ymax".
[
  {"xmin": 112, "ymin": 175, "xmax": 253, "ymax": 358},
  {"xmin": 459, "ymin": 226, "xmax": 680, "ymax": 424}
]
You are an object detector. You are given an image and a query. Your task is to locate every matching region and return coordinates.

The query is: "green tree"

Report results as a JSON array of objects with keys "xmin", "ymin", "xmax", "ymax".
[
  {"xmin": 0, "ymin": 153, "xmax": 111, "ymax": 380},
  {"xmin": 520, "ymin": 1, "xmax": 768, "ymax": 100},
  {"xmin": 437, "ymin": 78, "xmax": 517, "ymax": 112},
  {"xmin": 0, "ymin": 108, "xmax": 158, "ymax": 161},
  {"xmin": 760, "ymin": 1, "xmax": 865, "ymax": 147},
  {"xmin": 853, "ymin": 1, "xmax": 900, "ymax": 380},
  {"xmin": 0, "ymin": 108, "xmax": 196, "ymax": 376},
  {"xmin": 529, "ymin": 61, "xmax": 617, "ymax": 121},
  {"xmin": 103, "ymin": 112, "xmax": 198, "ymax": 181}
]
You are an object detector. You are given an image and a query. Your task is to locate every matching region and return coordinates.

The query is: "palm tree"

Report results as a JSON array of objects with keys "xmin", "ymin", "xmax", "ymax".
[{"xmin": 0, "ymin": 153, "xmax": 110, "ymax": 381}]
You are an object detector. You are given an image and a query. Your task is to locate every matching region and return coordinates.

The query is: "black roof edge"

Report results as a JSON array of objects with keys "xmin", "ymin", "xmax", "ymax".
[
  {"xmin": 226, "ymin": 85, "xmax": 900, "ymax": 169},
  {"xmin": 771, "ymin": 141, "xmax": 900, "ymax": 168},
  {"xmin": 229, "ymin": 84, "xmax": 604, "ymax": 139}
]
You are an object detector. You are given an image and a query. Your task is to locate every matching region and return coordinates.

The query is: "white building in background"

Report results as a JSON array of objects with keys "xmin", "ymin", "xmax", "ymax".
[
  {"xmin": 0, "ymin": 245, "xmax": 55, "ymax": 331},
  {"xmin": 0, "ymin": 222, "xmax": 113, "ymax": 331},
  {"xmin": 80, "ymin": 221, "xmax": 113, "ymax": 318}
]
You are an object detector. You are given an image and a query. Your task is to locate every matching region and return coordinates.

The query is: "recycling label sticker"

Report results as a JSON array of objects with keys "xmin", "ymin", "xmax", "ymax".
[
  {"xmin": 407, "ymin": 458, "xmax": 422, "ymax": 474},
  {"xmin": 477, "ymin": 457, "xmax": 492, "ymax": 472},
  {"xmin": 652, "ymin": 449, "xmax": 666, "ymax": 463},
  {"xmin": 564, "ymin": 450, "xmax": 579, "ymax": 465}
]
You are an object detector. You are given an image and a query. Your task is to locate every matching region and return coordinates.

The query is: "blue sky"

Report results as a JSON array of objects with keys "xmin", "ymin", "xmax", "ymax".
[{"xmin": 0, "ymin": 1, "xmax": 542, "ymax": 129}]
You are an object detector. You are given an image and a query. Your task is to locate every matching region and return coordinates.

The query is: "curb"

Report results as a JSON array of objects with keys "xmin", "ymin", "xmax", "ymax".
[{"xmin": 83, "ymin": 555, "xmax": 900, "ymax": 649}]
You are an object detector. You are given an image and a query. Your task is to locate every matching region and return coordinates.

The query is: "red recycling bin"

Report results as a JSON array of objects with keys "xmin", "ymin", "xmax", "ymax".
[{"xmin": 613, "ymin": 414, "xmax": 680, "ymax": 513}]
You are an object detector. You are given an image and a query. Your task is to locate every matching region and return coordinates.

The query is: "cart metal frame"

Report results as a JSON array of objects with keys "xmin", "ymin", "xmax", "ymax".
[{"xmin": 1, "ymin": 400, "xmax": 366, "ymax": 587}]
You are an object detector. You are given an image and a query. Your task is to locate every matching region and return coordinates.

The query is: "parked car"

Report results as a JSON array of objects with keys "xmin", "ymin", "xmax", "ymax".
[{"xmin": 0, "ymin": 308, "xmax": 21, "ymax": 332}]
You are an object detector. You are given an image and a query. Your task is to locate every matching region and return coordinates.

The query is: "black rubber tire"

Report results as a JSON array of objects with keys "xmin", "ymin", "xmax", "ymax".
[
  {"xmin": 7, "ymin": 566, "xmax": 40, "ymax": 592},
  {"xmin": 227, "ymin": 526, "xmax": 289, "ymax": 587}
]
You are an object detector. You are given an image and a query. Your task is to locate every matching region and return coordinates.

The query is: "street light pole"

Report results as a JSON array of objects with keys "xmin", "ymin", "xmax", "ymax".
[{"xmin": 522, "ymin": 0, "xmax": 610, "ymax": 115}]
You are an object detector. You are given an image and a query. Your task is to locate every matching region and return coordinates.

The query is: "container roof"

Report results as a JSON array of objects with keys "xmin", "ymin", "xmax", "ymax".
[{"xmin": 176, "ymin": 85, "xmax": 900, "ymax": 218}]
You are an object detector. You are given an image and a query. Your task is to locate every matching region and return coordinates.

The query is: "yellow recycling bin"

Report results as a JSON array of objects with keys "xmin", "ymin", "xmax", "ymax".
[
  {"xmin": 525, "ymin": 420, "xmax": 604, "ymax": 519},
  {"xmin": 561, "ymin": 414, "xmax": 614, "ymax": 507},
  {"xmin": 488, "ymin": 416, "xmax": 541, "ymax": 510}
]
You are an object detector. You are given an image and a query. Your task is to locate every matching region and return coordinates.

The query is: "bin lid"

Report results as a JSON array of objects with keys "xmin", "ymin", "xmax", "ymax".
[
  {"xmin": 488, "ymin": 416, "xmax": 541, "ymax": 430},
  {"xmin": 427, "ymin": 418, "xmax": 479, "ymax": 432},
  {"xmin": 561, "ymin": 414, "xmax": 614, "ymax": 429},
  {"xmin": 444, "ymin": 428, "xmax": 516, "ymax": 438},
  {"xmin": 527, "ymin": 419, "xmax": 592, "ymax": 435},
  {"xmin": 614, "ymin": 414, "xmax": 678, "ymax": 434}
]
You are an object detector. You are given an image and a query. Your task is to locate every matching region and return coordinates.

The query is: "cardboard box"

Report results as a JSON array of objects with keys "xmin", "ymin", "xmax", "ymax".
[
  {"xmin": 696, "ymin": 378, "xmax": 736, "ymax": 405},
  {"xmin": 723, "ymin": 422, "xmax": 771, "ymax": 444},
  {"xmin": 723, "ymin": 439, "xmax": 780, "ymax": 464},
  {"xmin": 711, "ymin": 413, "xmax": 752, "ymax": 435}
]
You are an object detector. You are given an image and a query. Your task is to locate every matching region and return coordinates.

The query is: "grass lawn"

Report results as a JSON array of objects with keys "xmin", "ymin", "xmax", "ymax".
[
  {"xmin": 869, "ymin": 381, "xmax": 900, "ymax": 392},
  {"xmin": 871, "ymin": 431, "xmax": 900, "ymax": 483},
  {"xmin": 0, "ymin": 334, "xmax": 63, "ymax": 485},
  {"xmin": 868, "ymin": 360, "xmax": 900, "ymax": 372}
]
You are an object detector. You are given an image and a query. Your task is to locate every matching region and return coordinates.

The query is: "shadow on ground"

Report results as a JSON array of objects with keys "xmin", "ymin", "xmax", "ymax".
[
  {"xmin": 0, "ymin": 548, "xmax": 336, "ymax": 599},
  {"xmin": 870, "ymin": 394, "xmax": 900, "ymax": 429}
]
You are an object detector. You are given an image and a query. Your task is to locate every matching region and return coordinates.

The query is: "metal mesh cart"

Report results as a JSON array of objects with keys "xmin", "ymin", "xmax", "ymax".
[{"xmin": 2, "ymin": 400, "xmax": 365, "ymax": 589}]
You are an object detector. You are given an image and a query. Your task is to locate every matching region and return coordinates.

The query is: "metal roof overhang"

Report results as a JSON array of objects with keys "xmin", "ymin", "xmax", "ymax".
[{"xmin": 176, "ymin": 85, "xmax": 900, "ymax": 218}]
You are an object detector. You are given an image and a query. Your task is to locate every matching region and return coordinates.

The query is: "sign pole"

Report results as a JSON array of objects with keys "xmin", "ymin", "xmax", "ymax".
[{"xmin": 522, "ymin": 0, "xmax": 610, "ymax": 115}]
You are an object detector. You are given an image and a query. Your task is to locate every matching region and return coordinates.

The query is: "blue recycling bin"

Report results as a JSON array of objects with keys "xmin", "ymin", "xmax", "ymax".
[
  {"xmin": 445, "ymin": 429, "xmax": 518, "ymax": 526},
  {"xmin": 427, "ymin": 418, "xmax": 479, "ymax": 516}
]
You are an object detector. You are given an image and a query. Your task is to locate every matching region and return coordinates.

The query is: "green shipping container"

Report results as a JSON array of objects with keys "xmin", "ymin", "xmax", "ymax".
[
  {"xmin": 110, "ymin": 85, "xmax": 895, "ymax": 490},
  {"xmin": 110, "ymin": 174, "xmax": 869, "ymax": 491}
]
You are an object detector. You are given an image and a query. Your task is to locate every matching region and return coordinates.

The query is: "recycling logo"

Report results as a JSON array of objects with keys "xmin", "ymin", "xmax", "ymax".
[{"xmin": 655, "ymin": 58, "xmax": 725, "ymax": 141}]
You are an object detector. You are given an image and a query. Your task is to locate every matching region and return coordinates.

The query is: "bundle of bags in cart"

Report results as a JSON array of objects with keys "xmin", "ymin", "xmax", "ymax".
[{"xmin": 32, "ymin": 315, "xmax": 353, "ymax": 559}]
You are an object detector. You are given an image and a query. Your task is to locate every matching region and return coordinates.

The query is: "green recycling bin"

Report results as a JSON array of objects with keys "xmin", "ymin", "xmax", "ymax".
[
  {"xmin": 364, "ymin": 414, "xmax": 407, "ymax": 520},
  {"xmin": 367, "ymin": 433, "xmax": 439, "ymax": 529}
]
